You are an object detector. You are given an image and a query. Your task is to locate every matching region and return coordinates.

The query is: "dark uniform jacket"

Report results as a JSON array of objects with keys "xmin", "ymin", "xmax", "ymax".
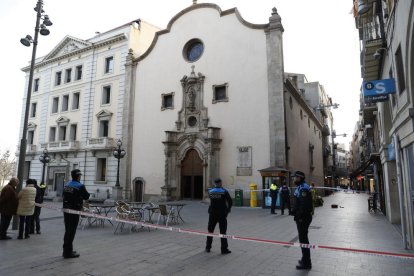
[
  {"xmin": 63, "ymin": 180, "xmax": 90, "ymax": 210},
  {"xmin": 292, "ymin": 182, "xmax": 313, "ymax": 221},
  {"xmin": 208, "ymin": 187, "xmax": 233, "ymax": 217},
  {"xmin": 280, "ymin": 185, "xmax": 290, "ymax": 198}
]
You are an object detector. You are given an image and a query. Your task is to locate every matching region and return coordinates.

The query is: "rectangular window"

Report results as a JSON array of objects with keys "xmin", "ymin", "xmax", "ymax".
[
  {"xmin": 62, "ymin": 94, "xmax": 69, "ymax": 112},
  {"xmin": 69, "ymin": 124, "xmax": 77, "ymax": 141},
  {"xmin": 96, "ymin": 158, "xmax": 107, "ymax": 181},
  {"xmin": 59, "ymin": 125, "xmax": 67, "ymax": 141},
  {"xmin": 75, "ymin": 65, "xmax": 82, "ymax": 81},
  {"xmin": 102, "ymin": 86, "xmax": 111, "ymax": 105},
  {"xmin": 30, "ymin": 102, "xmax": 37, "ymax": 117},
  {"xmin": 24, "ymin": 161, "xmax": 31, "ymax": 180},
  {"xmin": 99, "ymin": 120, "xmax": 109, "ymax": 137},
  {"xmin": 72, "ymin": 92, "xmax": 80, "ymax": 110},
  {"xmin": 105, "ymin": 56, "xmax": 114, "ymax": 73},
  {"xmin": 395, "ymin": 46, "xmax": 406, "ymax": 94},
  {"xmin": 27, "ymin": 130, "xmax": 34, "ymax": 145},
  {"xmin": 34, "ymin": 78, "xmax": 39, "ymax": 92},
  {"xmin": 65, "ymin": 68, "xmax": 72, "ymax": 83},
  {"xmin": 52, "ymin": 97, "xmax": 59, "ymax": 113},
  {"xmin": 162, "ymin": 93, "xmax": 174, "ymax": 110},
  {"xmin": 212, "ymin": 83, "xmax": 229, "ymax": 103},
  {"xmin": 55, "ymin": 71, "xmax": 62, "ymax": 86},
  {"xmin": 49, "ymin": 127, "xmax": 56, "ymax": 142}
]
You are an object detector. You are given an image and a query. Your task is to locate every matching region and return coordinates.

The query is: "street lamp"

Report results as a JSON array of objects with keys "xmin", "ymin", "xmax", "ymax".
[
  {"xmin": 314, "ymin": 103, "xmax": 339, "ymax": 111},
  {"xmin": 14, "ymin": 0, "xmax": 52, "ymax": 230},
  {"xmin": 113, "ymin": 139, "xmax": 126, "ymax": 187},
  {"xmin": 39, "ymin": 148, "xmax": 50, "ymax": 184},
  {"xmin": 331, "ymin": 130, "xmax": 347, "ymax": 187}
]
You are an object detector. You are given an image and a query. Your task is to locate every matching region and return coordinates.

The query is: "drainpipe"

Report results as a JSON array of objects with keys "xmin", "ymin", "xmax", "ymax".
[
  {"xmin": 393, "ymin": 134, "xmax": 407, "ymax": 249},
  {"xmin": 83, "ymin": 44, "xmax": 96, "ymax": 177}
]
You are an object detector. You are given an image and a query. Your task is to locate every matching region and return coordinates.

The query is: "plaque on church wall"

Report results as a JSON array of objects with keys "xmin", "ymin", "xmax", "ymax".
[{"xmin": 237, "ymin": 146, "xmax": 252, "ymax": 176}]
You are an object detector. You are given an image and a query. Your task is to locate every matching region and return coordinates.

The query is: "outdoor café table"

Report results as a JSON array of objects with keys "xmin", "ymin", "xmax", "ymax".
[
  {"xmin": 127, "ymin": 202, "xmax": 146, "ymax": 208},
  {"xmin": 90, "ymin": 203, "xmax": 115, "ymax": 227},
  {"xmin": 140, "ymin": 205, "xmax": 159, "ymax": 223},
  {"xmin": 164, "ymin": 202, "xmax": 187, "ymax": 223}
]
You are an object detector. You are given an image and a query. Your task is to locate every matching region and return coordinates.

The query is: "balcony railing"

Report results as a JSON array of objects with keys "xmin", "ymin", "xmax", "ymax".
[
  {"xmin": 87, "ymin": 137, "xmax": 115, "ymax": 149},
  {"xmin": 357, "ymin": 6, "xmax": 385, "ymax": 81},
  {"xmin": 45, "ymin": 141, "xmax": 80, "ymax": 151}
]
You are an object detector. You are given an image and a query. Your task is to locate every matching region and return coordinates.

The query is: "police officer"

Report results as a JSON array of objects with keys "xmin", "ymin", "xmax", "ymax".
[
  {"xmin": 269, "ymin": 182, "xmax": 278, "ymax": 214},
  {"xmin": 291, "ymin": 171, "xmax": 313, "ymax": 270},
  {"xmin": 279, "ymin": 182, "xmax": 291, "ymax": 215},
  {"xmin": 62, "ymin": 169, "xmax": 90, "ymax": 259},
  {"xmin": 205, "ymin": 178, "xmax": 232, "ymax": 254}
]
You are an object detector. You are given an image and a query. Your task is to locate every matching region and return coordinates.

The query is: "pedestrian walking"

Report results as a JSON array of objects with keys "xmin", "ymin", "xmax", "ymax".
[
  {"xmin": 291, "ymin": 171, "xmax": 313, "ymax": 270},
  {"xmin": 279, "ymin": 182, "xmax": 291, "ymax": 215},
  {"xmin": 205, "ymin": 178, "xmax": 232, "ymax": 254},
  {"xmin": 0, "ymin": 177, "xmax": 19, "ymax": 240},
  {"xmin": 30, "ymin": 181, "xmax": 46, "ymax": 234},
  {"xmin": 269, "ymin": 182, "xmax": 278, "ymax": 214},
  {"xmin": 62, "ymin": 169, "xmax": 90, "ymax": 259},
  {"xmin": 17, "ymin": 179, "xmax": 37, "ymax": 239}
]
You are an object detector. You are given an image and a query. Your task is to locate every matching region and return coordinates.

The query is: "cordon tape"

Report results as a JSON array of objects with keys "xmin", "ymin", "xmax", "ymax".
[{"xmin": 36, "ymin": 203, "xmax": 414, "ymax": 261}]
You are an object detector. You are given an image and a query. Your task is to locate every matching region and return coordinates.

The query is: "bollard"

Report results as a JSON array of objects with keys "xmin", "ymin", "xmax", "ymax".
[{"xmin": 249, "ymin": 182, "xmax": 257, "ymax": 207}]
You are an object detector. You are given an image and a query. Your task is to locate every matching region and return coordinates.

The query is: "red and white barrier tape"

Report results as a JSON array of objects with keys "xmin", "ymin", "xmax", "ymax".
[{"xmin": 36, "ymin": 203, "xmax": 414, "ymax": 260}]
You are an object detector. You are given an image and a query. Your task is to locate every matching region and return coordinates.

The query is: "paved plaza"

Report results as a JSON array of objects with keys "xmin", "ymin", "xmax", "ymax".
[{"xmin": 1, "ymin": 192, "xmax": 413, "ymax": 276}]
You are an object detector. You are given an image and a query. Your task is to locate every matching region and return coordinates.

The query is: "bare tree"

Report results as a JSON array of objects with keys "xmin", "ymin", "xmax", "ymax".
[{"xmin": 0, "ymin": 149, "xmax": 16, "ymax": 187}]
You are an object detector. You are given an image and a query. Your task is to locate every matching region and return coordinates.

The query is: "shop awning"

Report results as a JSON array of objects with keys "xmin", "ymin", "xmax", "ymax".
[
  {"xmin": 350, "ymin": 153, "xmax": 380, "ymax": 178},
  {"xmin": 258, "ymin": 166, "xmax": 289, "ymax": 177}
]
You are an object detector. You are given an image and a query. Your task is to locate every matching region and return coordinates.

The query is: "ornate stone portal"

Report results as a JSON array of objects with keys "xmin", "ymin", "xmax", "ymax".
[{"xmin": 162, "ymin": 66, "xmax": 221, "ymax": 200}]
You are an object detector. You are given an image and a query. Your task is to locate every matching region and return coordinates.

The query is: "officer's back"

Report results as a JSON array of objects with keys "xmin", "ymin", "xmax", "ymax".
[
  {"xmin": 63, "ymin": 170, "xmax": 89, "ymax": 210},
  {"xmin": 208, "ymin": 183, "xmax": 232, "ymax": 217}
]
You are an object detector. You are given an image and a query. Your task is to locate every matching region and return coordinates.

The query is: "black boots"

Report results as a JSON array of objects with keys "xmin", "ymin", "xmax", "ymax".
[{"xmin": 296, "ymin": 260, "xmax": 312, "ymax": 270}]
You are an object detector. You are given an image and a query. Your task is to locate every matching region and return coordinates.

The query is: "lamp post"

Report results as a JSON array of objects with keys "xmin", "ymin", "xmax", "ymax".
[
  {"xmin": 331, "ymin": 130, "xmax": 347, "ymax": 187},
  {"xmin": 39, "ymin": 148, "xmax": 50, "ymax": 184},
  {"xmin": 113, "ymin": 139, "xmax": 126, "ymax": 187},
  {"xmin": 14, "ymin": 0, "xmax": 52, "ymax": 230}
]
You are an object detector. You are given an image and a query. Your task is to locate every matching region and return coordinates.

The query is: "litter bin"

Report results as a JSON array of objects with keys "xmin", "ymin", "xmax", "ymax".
[{"xmin": 235, "ymin": 189, "xmax": 243, "ymax": 206}]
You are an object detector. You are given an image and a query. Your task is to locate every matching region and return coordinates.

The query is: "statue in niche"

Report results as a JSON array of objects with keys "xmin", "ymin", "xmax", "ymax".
[{"xmin": 187, "ymin": 86, "xmax": 196, "ymax": 111}]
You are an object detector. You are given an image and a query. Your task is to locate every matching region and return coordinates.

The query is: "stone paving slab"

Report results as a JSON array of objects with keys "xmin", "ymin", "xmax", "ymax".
[{"xmin": 0, "ymin": 192, "xmax": 413, "ymax": 275}]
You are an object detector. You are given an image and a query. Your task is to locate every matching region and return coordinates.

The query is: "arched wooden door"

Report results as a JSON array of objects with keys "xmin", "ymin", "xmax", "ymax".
[{"xmin": 181, "ymin": 149, "xmax": 203, "ymax": 199}]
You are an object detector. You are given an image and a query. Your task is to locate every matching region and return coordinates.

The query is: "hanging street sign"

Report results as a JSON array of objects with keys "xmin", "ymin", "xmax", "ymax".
[{"xmin": 363, "ymin": 78, "xmax": 396, "ymax": 97}]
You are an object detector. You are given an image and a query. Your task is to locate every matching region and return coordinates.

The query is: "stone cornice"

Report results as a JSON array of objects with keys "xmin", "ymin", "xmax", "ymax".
[{"xmin": 21, "ymin": 34, "xmax": 128, "ymax": 72}]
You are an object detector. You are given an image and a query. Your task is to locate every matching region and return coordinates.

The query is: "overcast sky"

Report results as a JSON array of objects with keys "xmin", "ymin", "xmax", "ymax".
[{"xmin": 0, "ymin": 0, "xmax": 360, "ymax": 154}]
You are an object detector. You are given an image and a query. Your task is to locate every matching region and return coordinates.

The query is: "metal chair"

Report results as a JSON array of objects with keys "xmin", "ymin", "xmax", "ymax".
[
  {"xmin": 79, "ymin": 204, "xmax": 98, "ymax": 230},
  {"xmin": 156, "ymin": 204, "xmax": 177, "ymax": 226}
]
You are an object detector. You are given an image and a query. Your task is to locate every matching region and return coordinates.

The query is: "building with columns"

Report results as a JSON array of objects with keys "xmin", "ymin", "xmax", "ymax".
[{"xmin": 18, "ymin": 20, "xmax": 159, "ymax": 199}]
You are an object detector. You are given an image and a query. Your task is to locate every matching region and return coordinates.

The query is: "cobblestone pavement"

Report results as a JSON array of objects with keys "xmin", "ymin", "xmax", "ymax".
[{"xmin": 1, "ymin": 192, "xmax": 413, "ymax": 276}]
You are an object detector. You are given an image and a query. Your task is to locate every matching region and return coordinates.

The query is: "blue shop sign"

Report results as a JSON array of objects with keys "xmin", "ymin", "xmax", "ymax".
[{"xmin": 363, "ymin": 78, "xmax": 396, "ymax": 97}]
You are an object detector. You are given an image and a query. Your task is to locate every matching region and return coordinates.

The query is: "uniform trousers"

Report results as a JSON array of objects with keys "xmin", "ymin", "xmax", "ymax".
[
  {"xmin": 63, "ymin": 212, "xmax": 79, "ymax": 255},
  {"xmin": 206, "ymin": 214, "xmax": 228, "ymax": 251},
  {"xmin": 280, "ymin": 196, "xmax": 291, "ymax": 215},
  {"xmin": 270, "ymin": 192, "xmax": 277, "ymax": 214},
  {"xmin": 296, "ymin": 216, "xmax": 312, "ymax": 264}
]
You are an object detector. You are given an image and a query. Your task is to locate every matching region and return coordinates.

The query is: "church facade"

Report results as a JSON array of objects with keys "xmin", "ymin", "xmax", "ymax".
[{"xmin": 125, "ymin": 4, "xmax": 324, "ymax": 201}]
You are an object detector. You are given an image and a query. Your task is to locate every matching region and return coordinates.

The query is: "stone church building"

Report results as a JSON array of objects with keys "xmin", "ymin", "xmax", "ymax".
[{"xmin": 123, "ymin": 3, "xmax": 324, "ymax": 201}]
